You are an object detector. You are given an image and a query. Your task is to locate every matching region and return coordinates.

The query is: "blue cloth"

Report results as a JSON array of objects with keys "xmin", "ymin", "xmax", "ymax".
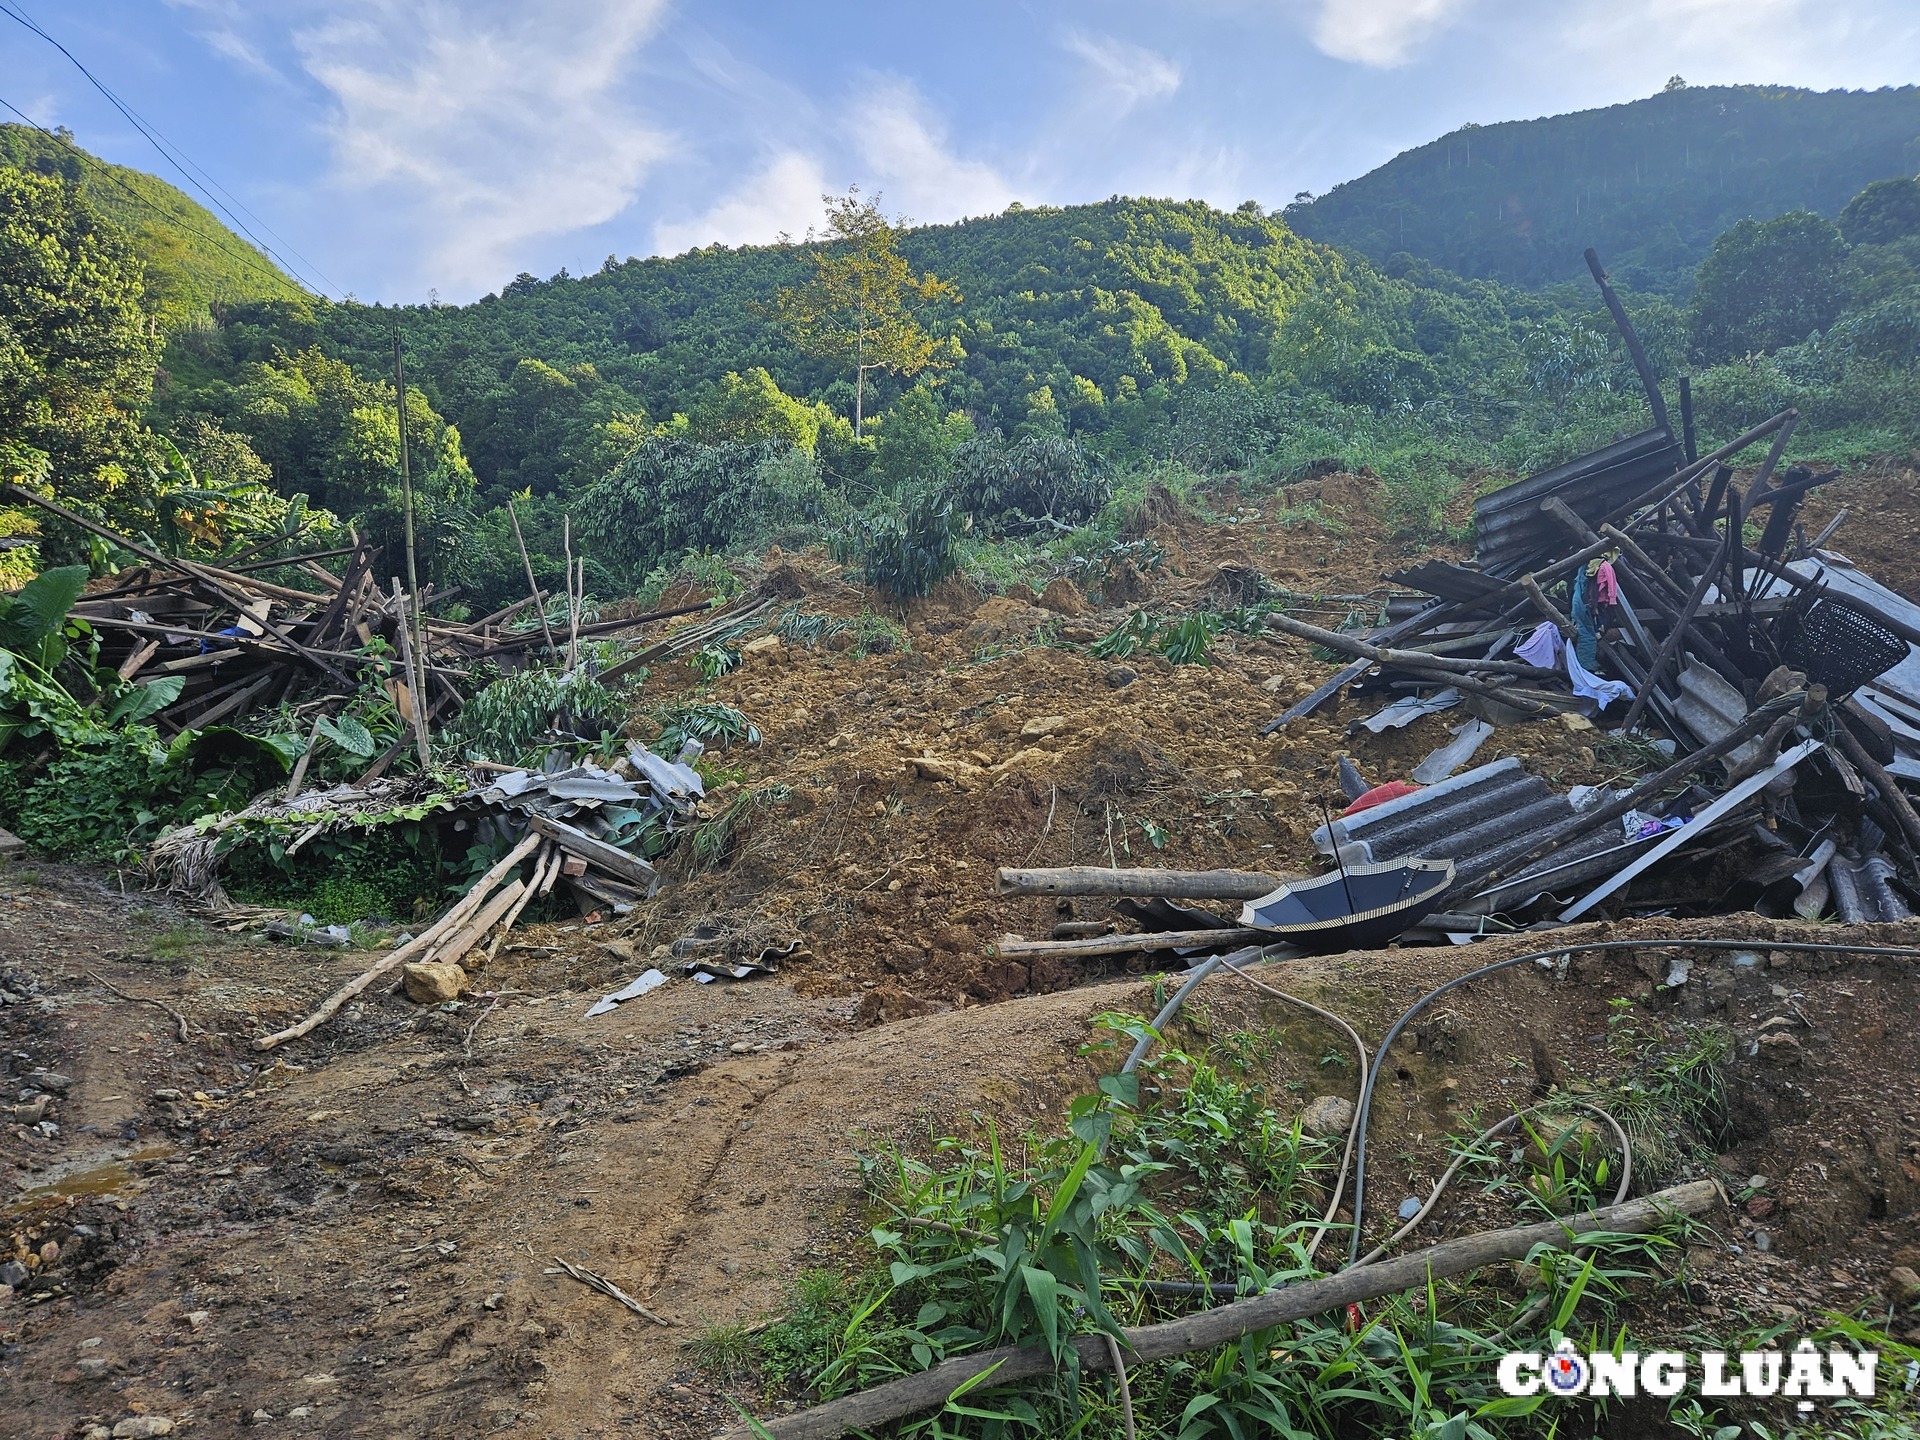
[{"xmin": 1571, "ymin": 565, "xmax": 1600, "ymax": 670}]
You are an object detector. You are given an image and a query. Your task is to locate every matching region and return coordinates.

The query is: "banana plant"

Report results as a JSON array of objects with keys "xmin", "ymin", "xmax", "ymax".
[{"xmin": 0, "ymin": 565, "xmax": 182, "ymax": 753}]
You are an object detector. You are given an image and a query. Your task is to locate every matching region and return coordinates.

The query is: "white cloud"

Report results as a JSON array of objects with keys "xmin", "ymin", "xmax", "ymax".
[
  {"xmin": 652, "ymin": 151, "xmax": 829, "ymax": 256},
  {"xmin": 852, "ymin": 79, "xmax": 1018, "ymax": 223},
  {"xmin": 290, "ymin": 0, "xmax": 671, "ymax": 290},
  {"xmin": 1063, "ymin": 31, "xmax": 1182, "ymax": 110},
  {"xmin": 1309, "ymin": 0, "xmax": 1475, "ymax": 67}
]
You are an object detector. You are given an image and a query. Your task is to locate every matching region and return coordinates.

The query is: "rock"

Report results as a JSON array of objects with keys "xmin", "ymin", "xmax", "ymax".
[
  {"xmin": 1105, "ymin": 557, "xmax": 1151, "ymax": 605},
  {"xmin": 595, "ymin": 938, "xmax": 637, "ymax": 963},
  {"xmin": 402, "ymin": 961, "xmax": 467, "ymax": 1005},
  {"xmin": 185, "ymin": 1310, "xmax": 211, "ymax": 1329},
  {"xmin": 1104, "ymin": 665, "xmax": 1137, "ymax": 689},
  {"xmin": 38, "ymin": 1238, "xmax": 58, "ymax": 1266},
  {"xmin": 0, "ymin": 1261, "xmax": 26, "ymax": 1288},
  {"xmin": 1036, "ymin": 577, "xmax": 1090, "ymax": 616},
  {"xmin": 1746, "ymin": 1197, "xmax": 1775, "ymax": 1219},
  {"xmin": 152, "ymin": 1088, "xmax": 183, "ymax": 1102},
  {"xmin": 741, "ymin": 633, "xmax": 782, "ymax": 656},
  {"xmin": 1749, "ymin": 1175, "xmax": 1770, "ymax": 1190},
  {"xmin": 728, "ymin": 1040, "xmax": 752, "ymax": 1053},
  {"xmin": 13, "ymin": 1095, "xmax": 48, "ymax": 1125},
  {"xmin": 1890, "ymin": 1266, "xmax": 1920, "ymax": 1305},
  {"xmin": 1757, "ymin": 1031, "xmax": 1802, "ymax": 1064},
  {"xmin": 0, "ymin": 826, "xmax": 24, "ymax": 859},
  {"xmin": 75, "ymin": 1355, "xmax": 111, "ymax": 1380},
  {"xmin": 83, "ymin": 1427, "xmax": 112, "ymax": 1440},
  {"xmin": 112, "ymin": 1419, "xmax": 175, "ymax": 1438},
  {"xmin": 26, "ymin": 1070, "xmax": 71, "ymax": 1093},
  {"xmin": 1557, "ymin": 712, "xmax": 1595, "ymax": 733},
  {"xmin": 1020, "ymin": 716, "xmax": 1069, "ymax": 740},
  {"xmin": 1891, "ymin": 1246, "xmax": 1920, "ymax": 1273},
  {"xmin": 1300, "ymin": 1094, "xmax": 1354, "ymax": 1138}
]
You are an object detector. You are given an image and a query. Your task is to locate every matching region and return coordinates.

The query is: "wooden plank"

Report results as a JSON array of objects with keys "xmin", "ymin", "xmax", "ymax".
[{"xmin": 527, "ymin": 815, "xmax": 658, "ymax": 890}]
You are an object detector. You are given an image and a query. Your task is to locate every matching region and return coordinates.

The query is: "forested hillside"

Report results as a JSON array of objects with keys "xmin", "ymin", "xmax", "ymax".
[
  {"xmin": 5, "ymin": 110, "xmax": 1920, "ymax": 621},
  {"xmin": 1290, "ymin": 84, "xmax": 1920, "ymax": 293},
  {"xmin": 0, "ymin": 123, "xmax": 302, "ymax": 329}
]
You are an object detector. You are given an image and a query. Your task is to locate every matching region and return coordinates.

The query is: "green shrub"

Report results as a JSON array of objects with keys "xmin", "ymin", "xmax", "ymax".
[
  {"xmin": 447, "ymin": 667, "xmax": 625, "ymax": 766},
  {"xmin": 856, "ymin": 486, "xmax": 962, "ymax": 599},
  {"xmin": 948, "ymin": 430, "xmax": 1110, "ymax": 535}
]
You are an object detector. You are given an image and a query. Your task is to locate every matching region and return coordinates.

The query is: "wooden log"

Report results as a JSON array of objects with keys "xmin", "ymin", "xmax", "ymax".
[
  {"xmin": 1612, "ymin": 409, "xmax": 1797, "ymax": 535},
  {"xmin": 1585, "ymin": 248, "xmax": 1671, "ymax": 434},
  {"xmin": 1519, "ymin": 575, "xmax": 1571, "ymax": 631},
  {"xmin": 1619, "ymin": 528, "xmax": 1729, "ymax": 734},
  {"xmin": 1598, "ymin": 525, "xmax": 1690, "ymax": 608},
  {"xmin": 253, "ymin": 832, "xmax": 541, "ymax": 1050},
  {"xmin": 527, "ymin": 815, "xmax": 658, "ymax": 890},
  {"xmin": 991, "ymin": 927, "xmax": 1262, "ymax": 960},
  {"xmin": 1832, "ymin": 717, "xmax": 1920, "ymax": 858},
  {"xmin": 425, "ymin": 878, "xmax": 526, "ymax": 969},
  {"xmin": 713, "ymin": 1179, "xmax": 1721, "ymax": 1440},
  {"xmin": 996, "ymin": 866, "xmax": 1285, "ymax": 901},
  {"xmin": 1261, "ymin": 611, "xmax": 1559, "ymax": 681}
]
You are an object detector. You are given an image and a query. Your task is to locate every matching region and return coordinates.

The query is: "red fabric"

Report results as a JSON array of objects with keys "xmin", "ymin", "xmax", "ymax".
[{"xmin": 1341, "ymin": 780, "xmax": 1421, "ymax": 816}]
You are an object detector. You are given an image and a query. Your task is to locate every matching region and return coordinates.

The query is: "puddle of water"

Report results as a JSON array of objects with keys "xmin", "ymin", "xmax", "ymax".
[{"xmin": 5, "ymin": 1145, "xmax": 176, "ymax": 1212}]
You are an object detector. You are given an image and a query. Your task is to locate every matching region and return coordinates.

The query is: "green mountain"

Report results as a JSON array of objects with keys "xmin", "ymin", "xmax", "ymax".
[
  {"xmin": 1289, "ymin": 84, "xmax": 1920, "ymax": 293},
  {"xmin": 0, "ymin": 122, "xmax": 303, "ymax": 327},
  {"xmin": 194, "ymin": 196, "xmax": 1551, "ymax": 506}
]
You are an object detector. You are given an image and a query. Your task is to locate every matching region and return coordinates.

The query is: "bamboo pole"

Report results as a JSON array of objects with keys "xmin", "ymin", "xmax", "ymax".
[
  {"xmin": 713, "ymin": 1180, "xmax": 1720, "ymax": 1440},
  {"xmin": 996, "ymin": 867, "xmax": 1285, "ymax": 901},
  {"xmin": 253, "ymin": 832, "xmax": 540, "ymax": 1050},
  {"xmin": 391, "ymin": 580, "xmax": 431, "ymax": 770},
  {"xmin": 507, "ymin": 498, "xmax": 558, "ymax": 656}
]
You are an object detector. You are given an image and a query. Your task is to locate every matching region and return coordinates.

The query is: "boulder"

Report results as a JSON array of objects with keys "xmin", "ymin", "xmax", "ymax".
[
  {"xmin": 1300, "ymin": 1094, "xmax": 1354, "ymax": 1138},
  {"xmin": 402, "ymin": 961, "xmax": 466, "ymax": 1005}
]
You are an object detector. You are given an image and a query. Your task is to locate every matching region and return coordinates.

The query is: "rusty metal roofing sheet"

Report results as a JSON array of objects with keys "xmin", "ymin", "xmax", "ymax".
[{"xmin": 1473, "ymin": 427, "xmax": 1682, "ymax": 577}]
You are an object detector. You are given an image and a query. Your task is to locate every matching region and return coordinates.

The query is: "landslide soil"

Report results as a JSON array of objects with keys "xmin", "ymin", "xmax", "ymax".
[{"xmin": 4, "ymin": 470, "xmax": 1920, "ymax": 1440}]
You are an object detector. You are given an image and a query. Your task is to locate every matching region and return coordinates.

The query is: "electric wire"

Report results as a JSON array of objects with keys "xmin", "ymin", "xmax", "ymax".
[
  {"xmin": 1332, "ymin": 936, "xmax": 1920, "ymax": 1266},
  {"xmin": 0, "ymin": 3, "xmax": 334, "ymax": 296},
  {"xmin": 0, "ymin": 93, "xmax": 301, "ymax": 296}
]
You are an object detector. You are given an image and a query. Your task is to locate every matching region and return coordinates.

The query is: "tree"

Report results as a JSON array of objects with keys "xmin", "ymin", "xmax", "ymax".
[
  {"xmin": 683, "ymin": 367, "xmax": 846, "ymax": 454},
  {"xmin": 0, "ymin": 167, "xmax": 157, "ymax": 508},
  {"xmin": 1690, "ymin": 211, "xmax": 1849, "ymax": 363},
  {"xmin": 872, "ymin": 384, "xmax": 974, "ymax": 489},
  {"xmin": 773, "ymin": 189, "xmax": 960, "ymax": 435},
  {"xmin": 1839, "ymin": 175, "xmax": 1920, "ymax": 247}
]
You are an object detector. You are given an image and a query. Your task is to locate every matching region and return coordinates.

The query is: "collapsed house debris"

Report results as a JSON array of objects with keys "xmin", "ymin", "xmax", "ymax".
[
  {"xmin": 0, "ymin": 479, "xmax": 762, "ymax": 768},
  {"xmin": 988, "ymin": 250, "xmax": 1920, "ymax": 965}
]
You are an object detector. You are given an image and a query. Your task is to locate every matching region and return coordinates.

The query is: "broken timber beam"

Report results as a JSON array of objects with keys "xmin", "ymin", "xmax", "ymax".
[{"xmin": 527, "ymin": 815, "xmax": 658, "ymax": 890}]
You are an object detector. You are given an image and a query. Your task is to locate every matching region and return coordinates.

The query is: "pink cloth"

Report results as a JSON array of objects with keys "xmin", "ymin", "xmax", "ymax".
[{"xmin": 1594, "ymin": 560, "xmax": 1620, "ymax": 605}]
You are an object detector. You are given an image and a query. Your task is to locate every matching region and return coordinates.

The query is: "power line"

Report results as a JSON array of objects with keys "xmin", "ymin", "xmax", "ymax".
[
  {"xmin": 0, "ymin": 92, "xmax": 312, "ymax": 297},
  {"xmin": 0, "ymin": 1, "xmax": 334, "ymax": 297}
]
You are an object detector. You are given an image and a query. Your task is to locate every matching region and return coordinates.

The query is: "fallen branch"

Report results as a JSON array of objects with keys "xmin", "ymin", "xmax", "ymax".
[
  {"xmin": 996, "ymin": 866, "xmax": 1284, "ymax": 901},
  {"xmin": 253, "ymin": 831, "xmax": 541, "ymax": 1050},
  {"xmin": 87, "ymin": 972, "xmax": 191, "ymax": 1044},
  {"xmin": 713, "ymin": 1179, "xmax": 1720, "ymax": 1440},
  {"xmin": 552, "ymin": 1256, "xmax": 674, "ymax": 1326}
]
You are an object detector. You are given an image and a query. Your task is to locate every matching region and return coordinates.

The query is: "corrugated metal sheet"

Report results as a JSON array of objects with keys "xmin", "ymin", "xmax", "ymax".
[
  {"xmin": 1310, "ymin": 755, "xmax": 1746, "ymax": 918},
  {"xmin": 1828, "ymin": 853, "xmax": 1913, "ymax": 923},
  {"xmin": 1473, "ymin": 427, "xmax": 1683, "ymax": 577},
  {"xmin": 1384, "ymin": 560, "xmax": 1506, "ymax": 605}
]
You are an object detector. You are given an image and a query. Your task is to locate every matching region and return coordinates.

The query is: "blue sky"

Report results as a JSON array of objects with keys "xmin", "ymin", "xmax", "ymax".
[{"xmin": 4, "ymin": 0, "xmax": 1919, "ymax": 304}]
